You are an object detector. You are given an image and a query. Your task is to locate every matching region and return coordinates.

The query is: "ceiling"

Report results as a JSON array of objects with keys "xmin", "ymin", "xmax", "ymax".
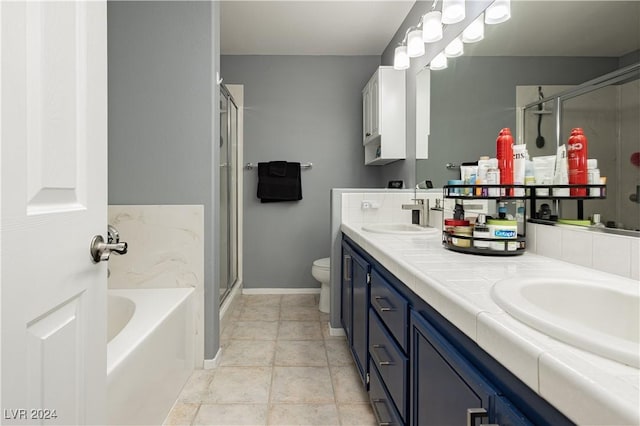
[
  {"xmin": 220, "ymin": 1, "xmax": 416, "ymax": 55},
  {"xmin": 221, "ymin": 1, "xmax": 640, "ymax": 58}
]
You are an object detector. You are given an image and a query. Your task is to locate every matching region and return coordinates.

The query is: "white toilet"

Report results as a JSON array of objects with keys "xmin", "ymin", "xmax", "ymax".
[{"xmin": 312, "ymin": 257, "xmax": 331, "ymax": 313}]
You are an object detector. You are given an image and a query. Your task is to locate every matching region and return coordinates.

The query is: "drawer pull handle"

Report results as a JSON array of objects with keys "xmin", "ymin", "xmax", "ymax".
[
  {"xmin": 467, "ymin": 408, "xmax": 498, "ymax": 426},
  {"xmin": 372, "ymin": 398, "xmax": 395, "ymax": 426},
  {"xmin": 371, "ymin": 344, "xmax": 394, "ymax": 366},
  {"xmin": 343, "ymin": 254, "xmax": 351, "ymax": 281},
  {"xmin": 373, "ymin": 296, "xmax": 395, "ymax": 312}
]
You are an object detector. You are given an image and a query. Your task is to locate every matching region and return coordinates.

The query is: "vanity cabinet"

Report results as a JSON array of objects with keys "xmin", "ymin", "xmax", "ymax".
[
  {"xmin": 362, "ymin": 66, "xmax": 406, "ymax": 166},
  {"xmin": 411, "ymin": 311, "xmax": 531, "ymax": 426},
  {"xmin": 341, "ymin": 234, "xmax": 574, "ymax": 426},
  {"xmin": 341, "ymin": 240, "xmax": 370, "ymax": 384},
  {"xmin": 369, "ymin": 269, "xmax": 409, "ymax": 423}
]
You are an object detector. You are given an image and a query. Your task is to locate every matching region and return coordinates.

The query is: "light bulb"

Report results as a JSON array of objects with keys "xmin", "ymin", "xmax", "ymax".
[
  {"xmin": 442, "ymin": 0, "xmax": 465, "ymax": 25},
  {"xmin": 462, "ymin": 13, "xmax": 485, "ymax": 43},
  {"xmin": 430, "ymin": 52, "xmax": 448, "ymax": 70},
  {"xmin": 422, "ymin": 11, "xmax": 443, "ymax": 43},
  {"xmin": 393, "ymin": 45, "xmax": 410, "ymax": 70},
  {"xmin": 407, "ymin": 28, "xmax": 425, "ymax": 58},
  {"xmin": 485, "ymin": 0, "xmax": 511, "ymax": 24},
  {"xmin": 444, "ymin": 37, "xmax": 464, "ymax": 57}
]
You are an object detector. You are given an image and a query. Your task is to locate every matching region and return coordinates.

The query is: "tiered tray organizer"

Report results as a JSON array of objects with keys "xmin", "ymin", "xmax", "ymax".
[
  {"xmin": 527, "ymin": 184, "xmax": 607, "ymax": 224},
  {"xmin": 442, "ymin": 184, "xmax": 527, "ymax": 256},
  {"xmin": 441, "ymin": 184, "xmax": 606, "ymax": 256}
]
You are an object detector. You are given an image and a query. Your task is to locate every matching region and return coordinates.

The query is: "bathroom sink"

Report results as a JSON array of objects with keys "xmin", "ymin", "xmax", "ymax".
[
  {"xmin": 362, "ymin": 223, "xmax": 439, "ymax": 235},
  {"xmin": 491, "ymin": 277, "xmax": 640, "ymax": 368}
]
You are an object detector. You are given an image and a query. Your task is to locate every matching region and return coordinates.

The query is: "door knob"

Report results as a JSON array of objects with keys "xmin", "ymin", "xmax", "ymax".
[{"xmin": 90, "ymin": 235, "xmax": 128, "ymax": 263}]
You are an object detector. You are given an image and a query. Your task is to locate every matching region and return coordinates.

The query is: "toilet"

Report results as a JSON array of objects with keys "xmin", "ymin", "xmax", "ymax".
[{"xmin": 312, "ymin": 257, "xmax": 331, "ymax": 313}]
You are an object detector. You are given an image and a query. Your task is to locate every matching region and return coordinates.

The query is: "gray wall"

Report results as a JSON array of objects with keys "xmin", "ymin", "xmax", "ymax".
[
  {"xmin": 108, "ymin": 1, "xmax": 221, "ymax": 358},
  {"xmin": 221, "ymin": 55, "xmax": 380, "ymax": 289},
  {"xmin": 415, "ymin": 56, "xmax": 620, "ymax": 186}
]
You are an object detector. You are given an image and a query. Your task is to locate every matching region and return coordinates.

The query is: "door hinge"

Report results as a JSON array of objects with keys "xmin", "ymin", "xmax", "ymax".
[
  {"xmin": 366, "ymin": 272, "xmax": 371, "ymax": 284},
  {"xmin": 366, "ymin": 373, "xmax": 370, "ymax": 385}
]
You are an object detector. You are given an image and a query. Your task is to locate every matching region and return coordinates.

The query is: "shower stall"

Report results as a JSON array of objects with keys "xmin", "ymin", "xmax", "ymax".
[{"xmin": 219, "ymin": 84, "xmax": 239, "ymax": 303}]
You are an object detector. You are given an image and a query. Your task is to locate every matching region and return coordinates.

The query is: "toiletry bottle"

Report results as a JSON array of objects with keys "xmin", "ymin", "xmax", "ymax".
[
  {"xmin": 568, "ymin": 128, "xmax": 588, "ymax": 196},
  {"xmin": 453, "ymin": 203, "xmax": 465, "ymax": 220},
  {"xmin": 496, "ymin": 128, "xmax": 514, "ymax": 196},
  {"xmin": 473, "ymin": 214, "xmax": 490, "ymax": 249},
  {"xmin": 498, "ymin": 202, "xmax": 507, "ymax": 219},
  {"xmin": 587, "ymin": 159, "xmax": 600, "ymax": 197},
  {"xmin": 487, "ymin": 158, "xmax": 500, "ymax": 197},
  {"xmin": 477, "ymin": 156, "xmax": 491, "ymax": 196},
  {"xmin": 524, "ymin": 154, "xmax": 535, "ymax": 192},
  {"xmin": 591, "ymin": 213, "xmax": 605, "ymax": 228}
]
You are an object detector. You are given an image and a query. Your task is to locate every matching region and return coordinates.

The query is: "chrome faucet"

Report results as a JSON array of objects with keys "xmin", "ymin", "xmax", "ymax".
[{"xmin": 402, "ymin": 199, "xmax": 430, "ymax": 227}]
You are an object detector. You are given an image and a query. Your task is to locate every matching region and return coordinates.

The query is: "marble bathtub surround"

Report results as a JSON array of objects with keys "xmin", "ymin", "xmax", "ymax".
[
  {"xmin": 108, "ymin": 205, "xmax": 205, "ymax": 367},
  {"xmin": 165, "ymin": 294, "xmax": 376, "ymax": 426}
]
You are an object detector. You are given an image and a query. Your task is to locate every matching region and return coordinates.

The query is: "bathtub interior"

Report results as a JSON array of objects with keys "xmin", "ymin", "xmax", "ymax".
[
  {"xmin": 106, "ymin": 288, "xmax": 195, "ymax": 425},
  {"xmin": 107, "ymin": 295, "xmax": 135, "ymax": 342}
]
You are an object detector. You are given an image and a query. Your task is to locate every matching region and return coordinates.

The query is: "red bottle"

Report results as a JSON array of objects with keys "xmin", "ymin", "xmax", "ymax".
[
  {"xmin": 568, "ymin": 128, "xmax": 588, "ymax": 196},
  {"xmin": 496, "ymin": 128, "xmax": 514, "ymax": 196}
]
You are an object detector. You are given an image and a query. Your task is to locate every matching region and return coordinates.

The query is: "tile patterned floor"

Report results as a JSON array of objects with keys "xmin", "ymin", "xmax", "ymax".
[{"xmin": 164, "ymin": 294, "xmax": 376, "ymax": 426}]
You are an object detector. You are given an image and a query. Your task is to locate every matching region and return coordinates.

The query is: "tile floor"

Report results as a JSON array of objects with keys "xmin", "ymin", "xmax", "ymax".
[{"xmin": 164, "ymin": 294, "xmax": 376, "ymax": 425}]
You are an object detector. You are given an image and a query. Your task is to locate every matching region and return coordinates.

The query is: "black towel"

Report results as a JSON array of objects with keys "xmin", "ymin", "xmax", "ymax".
[
  {"xmin": 257, "ymin": 162, "xmax": 302, "ymax": 203},
  {"xmin": 268, "ymin": 161, "xmax": 287, "ymax": 177}
]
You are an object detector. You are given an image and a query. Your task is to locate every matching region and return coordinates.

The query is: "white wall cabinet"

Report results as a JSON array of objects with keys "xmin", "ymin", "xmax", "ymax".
[{"xmin": 362, "ymin": 66, "xmax": 406, "ymax": 165}]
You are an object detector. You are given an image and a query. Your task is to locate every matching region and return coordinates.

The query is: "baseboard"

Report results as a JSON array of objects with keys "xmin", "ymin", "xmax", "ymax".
[
  {"xmin": 220, "ymin": 281, "xmax": 243, "ymax": 320},
  {"xmin": 203, "ymin": 347, "xmax": 222, "ymax": 370},
  {"xmin": 328, "ymin": 324, "xmax": 346, "ymax": 337},
  {"xmin": 242, "ymin": 287, "xmax": 321, "ymax": 295}
]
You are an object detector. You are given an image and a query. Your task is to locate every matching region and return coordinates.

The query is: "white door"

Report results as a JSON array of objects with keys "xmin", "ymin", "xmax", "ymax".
[{"xmin": 1, "ymin": 1, "xmax": 107, "ymax": 424}]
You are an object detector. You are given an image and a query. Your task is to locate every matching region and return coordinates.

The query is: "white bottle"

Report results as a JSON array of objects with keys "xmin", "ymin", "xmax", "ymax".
[
  {"xmin": 587, "ymin": 159, "xmax": 600, "ymax": 197},
  {"xmin": 476, "ymin": 156, "xmax": 491, "ymax": 196},
  {"xmin": 487, "ymin": 158, "xmax": 500, "ymax": 197}
]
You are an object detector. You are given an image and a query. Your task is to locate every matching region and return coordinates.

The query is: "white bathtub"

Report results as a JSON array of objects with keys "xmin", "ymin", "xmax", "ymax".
[{"xmin": 107, "ymin": 288, "xmax": 195, "ymax": 425}]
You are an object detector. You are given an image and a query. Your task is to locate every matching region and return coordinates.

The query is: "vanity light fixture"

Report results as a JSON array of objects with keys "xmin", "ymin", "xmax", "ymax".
[
  {"xmin": 462, "ymin": 13, "xmax": 485, "ymax": 43},
  {"xmin": 442, "ymin": 0, "xmax": 465, "ymax": 24},
  {"xmin": 422, "ymin": 10, "xmax": 443, "ymax": 43},
  {"xmin": 393, "ymin": 44, "xmax": 410, "ymax": 70},
  {"xmin": 407, "ymin": 27, "xmax": 425, "ymax": 57},
  {"xmin": 430, "ymin": 52, "xmax": 448, "ymax": 70},
  {"xmin": 485, "ymin": 0, "xmax": 511, "ymax": 24},
  {"xmin": 444, "ymin": 36, "xmax": 464, "ymax": 57}
]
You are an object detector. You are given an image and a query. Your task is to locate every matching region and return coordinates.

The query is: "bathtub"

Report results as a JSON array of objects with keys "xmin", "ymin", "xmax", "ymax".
[{"xmin": 107, "ymin": 288, "xmax": 195, "ymax": 425}]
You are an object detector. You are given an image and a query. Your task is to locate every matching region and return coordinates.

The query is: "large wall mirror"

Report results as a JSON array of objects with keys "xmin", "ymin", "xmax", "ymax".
[
  {"xmin": 522, "ymin": 65, "xmax": 639, "ymax": 231},
  {"xmin": 415, "ymin": 1, "xmax": 639, "ymax": 233}
]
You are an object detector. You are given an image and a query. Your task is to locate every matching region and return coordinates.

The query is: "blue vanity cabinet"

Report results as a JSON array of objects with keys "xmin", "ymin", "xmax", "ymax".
[
  {"xmin": 368, "ymin": 268, "xmax": 409, "ymax": 423},
  {"xmin": 411, "ymin": 310, "xmax": 495, "ymax": 426},
  {"xmin": 341, "ymin": 235, "xmax": 571, "ymax": 426},
  {"xmin": 340, "ymin": 241, "xmax": 353, "ymax": 345},
  {"xmin": 341, "ymin": 240, "xmax": 370, "ymax": 385}
]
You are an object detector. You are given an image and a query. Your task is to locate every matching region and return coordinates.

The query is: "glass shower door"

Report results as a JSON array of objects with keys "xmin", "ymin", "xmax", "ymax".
[{"xmin": 219, "ymin": 86, "xmax": 238, "ymax": 303}]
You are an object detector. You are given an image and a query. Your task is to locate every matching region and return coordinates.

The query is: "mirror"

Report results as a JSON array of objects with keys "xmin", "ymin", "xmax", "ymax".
[
  {"xmin": 416, "ymin": 0, "xmax": 640, "ymax": 232},
  {"xmin": 521, "ymin": 65, "xmax": 640, "ymax": 231}
]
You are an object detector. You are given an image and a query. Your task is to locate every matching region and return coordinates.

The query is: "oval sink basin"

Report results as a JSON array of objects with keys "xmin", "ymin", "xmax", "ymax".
[
  {"xmin": 491, "ymin": 277, "xmax": 640, "ymax": 368},
  {"xmin": 362, "ymin": 223, "xmax": 439, "ymax": 235}
]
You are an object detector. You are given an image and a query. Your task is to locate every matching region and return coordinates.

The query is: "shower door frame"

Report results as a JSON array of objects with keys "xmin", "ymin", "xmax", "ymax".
[{"xmin": 219, "ymin": 84, "xmax": 240, "ymax": 304}]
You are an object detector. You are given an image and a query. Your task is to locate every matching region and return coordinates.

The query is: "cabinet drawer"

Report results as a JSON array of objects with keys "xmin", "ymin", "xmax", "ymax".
[
  {"xmin": 370, "ymin": 269, "xmax": 408, "ymax": 351},
  {"xmin": 369, "ymin": 308, "xmax": 408, "ymax": 422},
  {"xmin": 369, "ymin": 362, "xmax": 404, "ymax": 426}
]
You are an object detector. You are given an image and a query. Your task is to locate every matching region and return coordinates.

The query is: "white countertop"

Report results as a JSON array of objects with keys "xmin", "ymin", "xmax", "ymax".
[{"xmin": 341, "ymin": 222, "xmax": 640, "ymax": 426}]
